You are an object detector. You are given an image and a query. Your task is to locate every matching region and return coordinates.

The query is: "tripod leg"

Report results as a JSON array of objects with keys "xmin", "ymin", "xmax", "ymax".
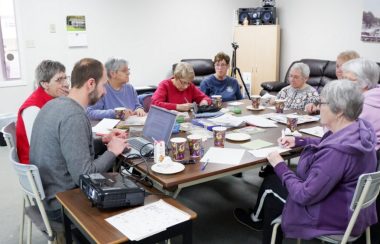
[{"xmin": 235, "ymin": 67, "xmax": 251, "ymax": 100}]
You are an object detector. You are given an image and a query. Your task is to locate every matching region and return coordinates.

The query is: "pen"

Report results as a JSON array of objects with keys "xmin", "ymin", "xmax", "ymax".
[
  {"xmin": 184, "ymin": 97, "xmax": 189, "ymax": 103},
  {"xmin": 201, "ymin": 159, "xmax": 209, "ymax": 171}
]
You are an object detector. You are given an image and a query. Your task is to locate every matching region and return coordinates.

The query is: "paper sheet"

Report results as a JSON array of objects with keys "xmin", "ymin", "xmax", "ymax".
[
  {"xmin": 228, "ymin": 101, "xmax": 244, "ymax": 106},
  {"xmin": 200, "ymin": 147, "xmax": 245, "ymax": 165},
  {"xmin": 300, "ymin": 126, "xmax": 324, "ymax": 138},
  {"xmin": 92, "ymin": 118, "xmax": 120, "ymax": 135},
  {"xmin": 248, "ymin": 146, "xmax": 290, "ymax": 158},
  {"xmin": 241, "ymin": 139, "xmax": 273, "ymax": 150},
  {"xmin": 240, "ymin": 115, "xmax": 278, "ymax": 128},
  {"xmin": 106, "ymin": 200, "xmax": 190, "ymax": 241},
  {"xmin": 124, "ymin": 115, "xmax": 147, "ymax": 126}
]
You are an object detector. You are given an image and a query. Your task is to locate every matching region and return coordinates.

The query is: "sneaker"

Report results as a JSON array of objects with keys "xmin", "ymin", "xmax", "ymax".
[{"xmin": 233, "ymin": 208, "xmax": 263, "ymax": 231}]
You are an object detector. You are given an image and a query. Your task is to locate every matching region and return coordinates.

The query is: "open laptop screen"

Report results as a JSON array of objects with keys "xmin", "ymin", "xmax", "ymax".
[{"xmin": 142, "ymin": 105, "xmax": 177, "ymax": 145}]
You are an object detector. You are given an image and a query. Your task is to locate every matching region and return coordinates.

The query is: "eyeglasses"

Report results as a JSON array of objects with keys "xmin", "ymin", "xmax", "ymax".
[
  {"xmin": 53, "ymin": 76, "xmax": 69, "ymax": 84},
  {"xmin": 215, "ymin": 63, "xmax": 228, "ymax": 68},
  {"xmin": 118, "ymin": 68, "xmax": 130, "ymax": 75},
  {"xmin": 178, "ymin": 79, "xmax": 191, "ymax": 87}
]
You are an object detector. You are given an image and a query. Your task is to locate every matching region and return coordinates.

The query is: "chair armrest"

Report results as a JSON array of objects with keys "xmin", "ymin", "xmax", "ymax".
[{"xmin": 261, "ymin": 81, "xmax": 288, "ymax": 92}]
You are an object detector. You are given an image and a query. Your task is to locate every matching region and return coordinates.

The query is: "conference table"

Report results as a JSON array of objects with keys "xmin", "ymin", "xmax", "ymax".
[
  {"xmin": 124, "ymin": 99, "xmax": 320, "ymax": 198},
  {"xmin": 57, "ymin": 187, "xmax": 197, "ymax": 244}
]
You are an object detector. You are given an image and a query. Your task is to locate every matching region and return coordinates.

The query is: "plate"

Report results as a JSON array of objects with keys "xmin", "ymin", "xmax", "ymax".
[
  {"xmin": 246, "ymin": 105, "xmax": 265, "ymax": 111},
  {"xmin": 151, "ymin": 162, "xmax": 185, "ymax": 174},
  {"xmin": 225, "ymin": 133, "xmax": 251, "ymax": 142}
]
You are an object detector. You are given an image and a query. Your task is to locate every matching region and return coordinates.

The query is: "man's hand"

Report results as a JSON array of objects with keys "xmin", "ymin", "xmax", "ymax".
[
  {"xmin": 133, "ymin": 108, "xmax": 146, "ymax": 117},
  {"xmin": 102, "ymin": 129, "xmax": 128, "ymax": 144},
  {"xmin": 107, "ymin": 137, "xmax": 129, "ymax": 156}
]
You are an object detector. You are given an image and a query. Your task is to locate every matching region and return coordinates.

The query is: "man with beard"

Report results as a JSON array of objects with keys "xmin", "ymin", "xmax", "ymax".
[{"xmin": 30, "ymin": 58, "xmax": 128, "ymax": 225}]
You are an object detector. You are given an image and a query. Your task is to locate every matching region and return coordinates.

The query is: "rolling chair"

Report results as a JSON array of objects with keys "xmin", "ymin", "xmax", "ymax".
[
  {"xmin": 270, "ymin": 171, "xmax": 380, "ymax": 244},
  {"xmin": 1, "ymin": 121, "xmax": 16, "ymax": 149},
  {"xmin": 9, "ymin": 147, "xmax": 61, "ymax": 243}
]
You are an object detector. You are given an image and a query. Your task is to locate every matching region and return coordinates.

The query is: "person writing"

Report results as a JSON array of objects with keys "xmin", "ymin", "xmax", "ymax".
[
  {"xmin": 200, "ymin": 52, "xmax": 242, "ymax": 102},
  {"xmin": 87, "ymin": 58, "xmax": 145, "ymax": 120},
  {"xmin": 151, "ymin": 62, "xmax": 211, "ymax": 111},
  {"xmin": 16, "ymin": 60, "xmax": 69, "ymax": 164},
  {"xmin": 234, "ymin": 80, "xmax": 377, "ymax": 244}
]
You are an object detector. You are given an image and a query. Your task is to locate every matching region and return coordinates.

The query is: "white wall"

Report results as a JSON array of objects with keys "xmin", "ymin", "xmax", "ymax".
[
  {"xmin": 0, "ymin": 0, "xmax": 255, "ymax": 114},
  {"xmin": 277, "ymin": 0, "xmax": 380, "ymax": 79},
  {"xmin": 1, "ymin": 0, "xmax": 380, "ymax": 114}
]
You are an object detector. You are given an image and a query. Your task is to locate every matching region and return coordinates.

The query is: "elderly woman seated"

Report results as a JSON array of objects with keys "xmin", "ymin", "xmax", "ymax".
[
  {"xmin": 151, "ymin": 62, "xmax": 211, "ymax": 112},
  {"xmin": 271, "ymin": 62, "xmax": 319, "ymax": 110},
  {"xmin": 234, "ymin": 80, "xmax": 377, "ymax": 244},
  {"xmin": 87, "ymin": 58, "xmax": 146, "ymax": 120}
]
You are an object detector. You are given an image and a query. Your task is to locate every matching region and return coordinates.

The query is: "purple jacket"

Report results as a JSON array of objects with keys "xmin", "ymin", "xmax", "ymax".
[
  {"xmin": 274, "ymin": 119, "xmax": 377, "ymax": 239},
  {"xmin": 360, "ymin": 85, "xmax": 380, "ymax": 150}
]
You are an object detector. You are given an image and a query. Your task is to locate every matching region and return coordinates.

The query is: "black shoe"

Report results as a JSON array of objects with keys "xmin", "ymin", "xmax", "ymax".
[{"xmin": 233, "ymin": 208, "xmax": 263, "ymax": 231}]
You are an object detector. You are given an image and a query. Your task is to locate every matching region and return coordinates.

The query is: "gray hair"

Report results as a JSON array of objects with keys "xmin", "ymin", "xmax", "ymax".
[
  {"xmin": 173, "ymin": 62, "xmax": 195, "ymax": 81},
  {"xmin": 342, "ymin": 58, "xmax": 380, "ymax": 90},
  {"xmin": 105, "ymin": 58, "xmax": 129, "ymax": 79},
  {"xmin": 321, "ymin": 79, "xmax": 364, "ymax": 121},
  {"xmin": 337, "ymin": 50, "xmax": 360, "ymax": 63},
  {"xmin": 290, "ymin": 62, "xmax": 310, "ymax": 78},
  {"xmin": 35, "ymin": 60, "xmax": 65, "ymax": 87}
]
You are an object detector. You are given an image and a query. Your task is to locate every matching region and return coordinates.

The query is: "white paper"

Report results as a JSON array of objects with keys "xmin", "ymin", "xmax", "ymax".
[
  {"xmin": 248, "ymin": 146, "xmax": 290, "ymax": 158},
  {"xmin": 68, "ymin": 32, "xmax": 88, "ymax": 47},
  {"xmin": 106, "ymin": 200, "xmax": 190, "ymax": 241},
  {"xmin": 228, "ymin": 101, "xmax": 244, "ymax": 106},
  {"xmin": 207, "ymin": 114, "xmax": 245, "ymax": 127},
  {"xmin": 92, "ymin": 118, "xmax": 120, "ymax": 134},
  {"xmin": 262, "ymin": 113, "xmax": 319, "ymax": 125},
  {"xmin": 240, "ymin": 115, "xmax": 278, "ymax": 128},
  {"xmin": 124, "ymin": 115, "xmax": 147, "ymax": 126},
  {"xmin": 200, "ymin": 147, "xmax": 245, "ymax": 165},
  {"xmin": 300, "ymin": 126, "xmax": 324, "ymax": 138}
]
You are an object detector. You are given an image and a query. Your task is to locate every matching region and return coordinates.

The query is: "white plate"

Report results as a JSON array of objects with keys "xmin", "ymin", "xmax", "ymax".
[
  {"xmin": 151, "ymin": 162, "xmax": 185, "ymax": 174},
  {"xmin": 225, "ymin": 133, "xmax": 251, "ymax": 142},
  {"xmin": 246, "ymin": 105, "xmax": 265, "ymax": 111}
]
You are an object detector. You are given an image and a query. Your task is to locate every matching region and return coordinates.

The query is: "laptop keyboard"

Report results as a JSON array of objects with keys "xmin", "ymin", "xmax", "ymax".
[{"xmin": 128, "ymin": 138, "xmax": 153, "ymax": 155}]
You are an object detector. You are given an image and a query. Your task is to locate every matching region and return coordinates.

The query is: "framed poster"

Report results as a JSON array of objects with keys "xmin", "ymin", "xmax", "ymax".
[
  {"xmin": 361, "ymin": 0, "xmax": 380, "ymax": 42},
  {"xmin": 66, "ymin": 15, "xmax": 87, "ymax": 47}
]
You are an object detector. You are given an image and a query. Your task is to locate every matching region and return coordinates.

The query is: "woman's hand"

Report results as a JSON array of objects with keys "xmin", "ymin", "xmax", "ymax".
[
  {"xmin": 133, "ymin": 108, "xmax": 146, "ymax": 117},
  {"xmin": 176, "ymin": 103, "xmax": 193, "ymax": 112},
  {"xmin": 305, "ymin": 103, "xmax": 319, "ymax": 114},
  {"xmin": 277, "ymin": 136, "xmax": 295, "ymax": 148},
  {"xmin": 267, "ymin": 151, "xmax": 284, "ymax": 167},
  {"xmin": 199, "ymin": 99, "xmax": 209, "ymax": 106}
]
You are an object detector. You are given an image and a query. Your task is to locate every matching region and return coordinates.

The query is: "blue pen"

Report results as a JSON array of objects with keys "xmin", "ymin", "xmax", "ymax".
[{"xmin": 201, "ymin": 159, "xmax": 209, "ymax": 171}]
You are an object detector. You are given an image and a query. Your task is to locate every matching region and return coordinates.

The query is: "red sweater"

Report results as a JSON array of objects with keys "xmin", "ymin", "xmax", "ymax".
[
  {"xmin": 16, "ymin": 87, "xmax": 53, "ymax": 164},
  {"xmin": 151, "ymin": 78, "xmax": 211, "ymax": 110}
]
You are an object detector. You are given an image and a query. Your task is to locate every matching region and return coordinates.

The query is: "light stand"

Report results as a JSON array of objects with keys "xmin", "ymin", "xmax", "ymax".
[{"xmin": 230, "ymin": 42, "xmax": 251, "ymax": 100}]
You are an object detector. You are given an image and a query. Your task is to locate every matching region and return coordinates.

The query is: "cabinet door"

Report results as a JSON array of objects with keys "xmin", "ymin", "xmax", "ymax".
[{"xmin": 234, "ymin": 25, "xmax": 280, "ymax": 95}]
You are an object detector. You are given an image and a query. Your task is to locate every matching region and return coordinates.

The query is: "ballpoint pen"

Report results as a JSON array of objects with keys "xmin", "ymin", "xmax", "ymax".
[{"xmin": 201, "ymin": 159, "xmax": 209, "ymax": 171}]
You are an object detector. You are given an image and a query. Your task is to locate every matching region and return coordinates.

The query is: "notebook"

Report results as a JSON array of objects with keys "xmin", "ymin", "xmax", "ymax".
[{"xmin": 124, "ymin": 105, "xmax": 177, "ymax": 157}]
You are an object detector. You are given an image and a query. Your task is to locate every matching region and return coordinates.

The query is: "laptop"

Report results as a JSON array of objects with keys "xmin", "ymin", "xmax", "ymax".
[{"xmin": 123, "ymin": 105, "xmax": 177, "ymax": 158}]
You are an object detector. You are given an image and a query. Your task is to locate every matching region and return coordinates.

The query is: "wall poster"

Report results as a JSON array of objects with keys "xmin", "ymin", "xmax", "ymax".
[
  {"xmin": 361, "ymin": 0, "xmax": 380, "ymax": 42},
  {"xmin": 66, "ymin": 15, "xmax": 88, "ymax": 47}
]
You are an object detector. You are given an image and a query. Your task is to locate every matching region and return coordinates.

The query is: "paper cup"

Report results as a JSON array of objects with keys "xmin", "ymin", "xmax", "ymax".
[
  {"xmin": 286, "ymin": 115, "xmax": 298, "ymax": 132},
  {"xmin": 211, "ymin": 95, "xmax": 223, "ymax": 109},
  {"xmin": 212, "ymin": 126, "xmax": 227, "ymax": 147},
  {"xmin": 114, "ymin": 107, "xmax": 126, "ymax": 120},
  {"xmin": 250, "ymin": 95, "xmax": 261, "ymax": 109},
  {"xmin": 170, "ymin": 137, "xmax": 186, "ymax": 161},
  {"xmin": 274, "ymin": 99, "xmax": 286, "ymax": 113},
  {"xmin": 187, "ymin": 134, "xmax": 202, "ymax": 158}
]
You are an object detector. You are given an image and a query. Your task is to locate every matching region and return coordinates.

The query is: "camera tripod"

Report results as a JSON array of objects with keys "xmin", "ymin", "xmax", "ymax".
[{"xmin": 230, "ymin": 42, "xmax": 252, "ymax": 100}]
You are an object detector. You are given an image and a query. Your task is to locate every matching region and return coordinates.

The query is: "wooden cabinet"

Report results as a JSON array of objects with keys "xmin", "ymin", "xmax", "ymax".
[{"xmin": 233, "ymin": 25, "xmax": 280, "ymax": 95}]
